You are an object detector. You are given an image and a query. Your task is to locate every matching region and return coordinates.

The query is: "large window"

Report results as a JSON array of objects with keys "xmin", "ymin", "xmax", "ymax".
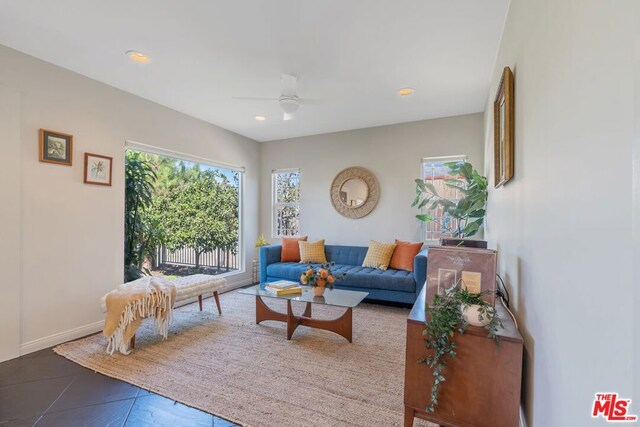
[
  {"xmin": 272, "ymin": 169, "xmax": 300, "ymax": 237},
  {"xmin": 124, "ymin": 145, "xmax": 243, "ymax": 281},
  {"xmin": 421, "ymin": 155, "xmax": 467, "ymax": 242}
]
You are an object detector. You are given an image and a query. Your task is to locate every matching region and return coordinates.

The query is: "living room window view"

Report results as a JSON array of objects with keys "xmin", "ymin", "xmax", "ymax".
[
  {"xmin": 0, "ymin": 2, "xmax": 637, "ymax": 427},
  {"xmin": 272, "ymin": 169, "xmax": 301, "ymax": 238},
  {"xmin": 420, "ymin": 156, "xmax": 468, "ymax": 243},
  {"xmin": 124, "ymin": 147, "xmax": 242, "ymax": 281}
]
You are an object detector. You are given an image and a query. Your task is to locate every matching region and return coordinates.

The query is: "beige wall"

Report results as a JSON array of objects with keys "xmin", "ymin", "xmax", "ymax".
[
  {"xmin": 0, "ymin": 44, "xmax": 260, "ymax": 359},
  {"xmin": 0, "ymin": 84, "xmax": 22, "ymax": 361},
  {"xmin": 483, "ymin": 1, "xmax": 637, "ymax": 426},
  {"xmin": 634, "ymin": 26, "xmax": 640, "ymax": 411},
  {"xmin": 260, "ymin": 114, "xmax": 484, "ymax": 246}
]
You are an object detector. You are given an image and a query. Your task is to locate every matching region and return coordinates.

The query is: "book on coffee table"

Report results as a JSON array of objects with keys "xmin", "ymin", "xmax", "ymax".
[
  {"xmin": 265, "ymin": 285, "xmax": 302, "ymax": 296},
  {"xmin": 267, "ymin": 280, "xmax": 300, "ymax": 290}
]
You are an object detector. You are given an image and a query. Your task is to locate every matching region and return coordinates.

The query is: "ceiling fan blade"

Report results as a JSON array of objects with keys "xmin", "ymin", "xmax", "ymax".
[
  {"xmin": 281, "ymin": 73, "xmax": 298, "ymax": 97},
  {"xmin": 298, "ymin": 98, "xmax": 321, "ymax": 105},
  {"xmin": 232, "ymin": 96, "xmax": 279, "ymax": 101},
  {"xmin": 283, "ymin": 112, "xmax": 294, "ymax": 121}
]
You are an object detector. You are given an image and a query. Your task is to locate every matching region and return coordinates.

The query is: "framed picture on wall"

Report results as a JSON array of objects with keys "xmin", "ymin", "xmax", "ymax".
[
  {"xmin": 84, "ymin": 153, "xmax": 113, "ymax": 186},
  {"xmin": 39, "ymin": 129, "xmax": 73, "ymax": 166},
  {"xmin": 493, "ymin": 66, "xmax": 514, "ymax": 188}
]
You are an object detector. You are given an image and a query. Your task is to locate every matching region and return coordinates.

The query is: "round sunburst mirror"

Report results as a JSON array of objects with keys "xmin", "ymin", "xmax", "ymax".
[{"xmin": 330, "ymin": 167, "xmax": 379, "ymax": 218}]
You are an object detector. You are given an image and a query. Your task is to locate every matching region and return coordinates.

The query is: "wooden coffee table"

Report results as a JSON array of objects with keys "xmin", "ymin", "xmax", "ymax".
[{"xmin": 239, "ymin": 284, "xmax": 368, "ymax": 342}]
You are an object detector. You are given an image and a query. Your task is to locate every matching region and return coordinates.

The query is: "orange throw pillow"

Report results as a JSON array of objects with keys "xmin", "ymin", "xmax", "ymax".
[
  {"xmin": 281, "ymin": 236, "xmax": 308, "ymax": 262},
  {"xmin": 389, "ymin": 240, "xmax": 423, "ymax": 272}
]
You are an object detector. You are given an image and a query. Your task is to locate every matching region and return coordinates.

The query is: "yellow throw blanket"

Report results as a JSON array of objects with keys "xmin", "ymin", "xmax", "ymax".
[{"xmin": 103, "ymin": 277, "xmax": 176, "ymax": 355}]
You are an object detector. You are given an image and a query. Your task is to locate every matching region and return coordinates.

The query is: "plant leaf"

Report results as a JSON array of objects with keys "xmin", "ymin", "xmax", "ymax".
[
  {"xmin": 424, "ymin": 182, "xmax": 438, "ymax": 195},
  {"xmin": 468, "ymin": 209, "xmax": 486, "ymax": 218},
  {"xmin": 417, "ymin": 198, "xmax": 431, "ymax": 209}
]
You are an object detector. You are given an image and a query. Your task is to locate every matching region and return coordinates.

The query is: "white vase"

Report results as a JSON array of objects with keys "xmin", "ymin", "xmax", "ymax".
[{"xmin": 461, "ymin": 304, "xmax": 491, "ymax": 327}]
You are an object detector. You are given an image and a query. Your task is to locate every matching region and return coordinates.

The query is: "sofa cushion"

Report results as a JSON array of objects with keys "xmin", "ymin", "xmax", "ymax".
[
  {"xmin": 299, "ymin": 239, "xmax": 328, "ymax": 264},
  {"xmin": 281, "ymin": 236, "xmax": 307, "ymax": 262},
  {"xmin": 390, "ymin": 240, "xmax": 424, "ymax": 272},
  {"xmin": 332, "ymin": 264, "xmax": 416, "ymax": 293},
  {"xmin": 325, "ymin": 245, "xmax": 368, "ymax": 265},
  {"xmin": 362, "ymin": 240, "xmax": 397, "ymax": 270},
  {"xmin": 266, "ymin": 262, "xmax": 313, "ymax": 282},
  {"xmin": 266, "ymin": 262, "xmax": 415, "ymax": 293}
]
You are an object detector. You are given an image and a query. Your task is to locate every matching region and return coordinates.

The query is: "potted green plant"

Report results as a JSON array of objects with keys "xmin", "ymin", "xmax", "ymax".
[
  {"xmin": 412, "ymin": 161, "xmax": 487, "ymax": 239},
  {"xmin": 421, "ymin": 284, "xmax": 502, "ymax": 412}
]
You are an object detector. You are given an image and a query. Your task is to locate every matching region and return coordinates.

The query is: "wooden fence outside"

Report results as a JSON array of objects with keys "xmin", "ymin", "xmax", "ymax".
[{"xmin": 154, "ymin": 245, "xmax": 239, "ymax": 271}]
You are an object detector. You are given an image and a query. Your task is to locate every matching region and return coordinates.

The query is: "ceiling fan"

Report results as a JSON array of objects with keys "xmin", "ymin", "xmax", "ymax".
[{"xmin": 233, "ymin": 73, "xmax": 317, "ymax": 121}]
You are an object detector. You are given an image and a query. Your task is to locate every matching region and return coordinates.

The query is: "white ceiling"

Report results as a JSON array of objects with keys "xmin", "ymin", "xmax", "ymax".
[{"xmin": 0, "ymin": 0, "xmax": 509, "ymax": 142}]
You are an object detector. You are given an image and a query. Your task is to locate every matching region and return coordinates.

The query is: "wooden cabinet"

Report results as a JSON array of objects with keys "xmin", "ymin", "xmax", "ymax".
[{"xmin": 404, "ymin": 286, "xmax": 523, "ymax": 427}]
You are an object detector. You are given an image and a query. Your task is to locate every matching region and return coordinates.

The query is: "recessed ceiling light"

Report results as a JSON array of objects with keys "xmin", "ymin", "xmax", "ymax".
[
  {"xmin": 126, "ymin": 50, "xmax": 152, "ymax": 64},
  {"xmin": 254, "ymin": 115, "xmax": 266, "ymax": 121},
  {"xmin": 397, "ymin": 87, "xmax": 415, "ymax": 96}
]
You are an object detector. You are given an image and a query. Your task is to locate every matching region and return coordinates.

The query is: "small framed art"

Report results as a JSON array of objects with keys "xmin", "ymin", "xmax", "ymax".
[
  {"xmin": 84, "ymin": 153, "xmax": 113, "ymax": 186},
  {"xmin": 39, "ymin": 129, "xmax": 73, "ymax": 166}
]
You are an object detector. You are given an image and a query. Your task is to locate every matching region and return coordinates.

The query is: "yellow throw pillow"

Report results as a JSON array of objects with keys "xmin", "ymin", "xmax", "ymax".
[
  {"xmin": 299, "ymin": 239, "xmax": 328, "ymax": 264},
  {"xmin": 362, "ymin": 240, "xmax": 397, "ymax": 270}
]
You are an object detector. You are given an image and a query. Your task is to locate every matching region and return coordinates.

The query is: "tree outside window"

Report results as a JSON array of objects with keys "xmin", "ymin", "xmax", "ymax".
[
  {"xmin": 421, "ymin": 156, "xmax": 467, "ymax": 242},
  {"xmin": 272, "ymin": 170, "xmax": 300, "ymax": 237}
]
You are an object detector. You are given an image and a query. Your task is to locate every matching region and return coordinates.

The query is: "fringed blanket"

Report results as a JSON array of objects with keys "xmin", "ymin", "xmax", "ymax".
[{"xmin": 103, "ymin": 277, "xmax": 176, "ymax": 355}]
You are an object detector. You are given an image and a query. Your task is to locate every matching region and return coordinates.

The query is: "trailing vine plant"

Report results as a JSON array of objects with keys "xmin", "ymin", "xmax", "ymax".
[{"xmin": 420, "ymin": 284, "xmax": 503, "ymax": 412}]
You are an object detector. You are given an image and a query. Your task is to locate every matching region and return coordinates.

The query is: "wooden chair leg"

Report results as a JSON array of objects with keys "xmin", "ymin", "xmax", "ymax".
[
  {"xmin": 130, "ymin": 334, "xmax": 135, "ymax": 350},
  {"xmin": 213, "ymin": 290, "xmax": 222, "ymax": 314},
  {"xmin": 403, "ymin": 406, "xmax": 414, "ymax": 427},
  {"xmin": 198, "ymin": 295, "xmax": 203, "ymax": 311}
]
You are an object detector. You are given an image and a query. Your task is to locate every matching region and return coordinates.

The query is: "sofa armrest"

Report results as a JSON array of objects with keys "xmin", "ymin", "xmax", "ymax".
[
  {"xmin": 413, "ymin": 248, "xmax": 428, "ymax": 294},
  {"xmin": 259, "ymin": 245, "xmax": 282, "ymax": 283}
]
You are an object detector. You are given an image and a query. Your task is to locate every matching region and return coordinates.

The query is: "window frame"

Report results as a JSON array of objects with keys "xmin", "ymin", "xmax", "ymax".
[
  {"xmin": 125, "ymin": 140, "xmax": 245, "ymax": 277},
  {"xmin": 271, "ymin": 168, "xmax": 301, "ymax": 238},
  {"xmin": 420, "ymin": 155, "xmax": 468, "ymax": 244}
]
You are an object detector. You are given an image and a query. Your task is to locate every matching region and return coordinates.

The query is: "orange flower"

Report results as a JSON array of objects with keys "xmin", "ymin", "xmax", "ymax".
[
  {"xmin": 317, "ymin": 279, "xmax": 327, "ymax": 287},
  {"xmin": 300, "ymin": 275, "xmax": 307, "ymax": 284},
  {"xmin": 305, "ymin": 269, "xmax": 313, "ymax": 276},
  {"xmin": 327, "ymin": 275, "xmax": 335, "ymax": 284},
  {"xmin": 318, "ymin": 269, "xmax": 329, "ymax": 279}
]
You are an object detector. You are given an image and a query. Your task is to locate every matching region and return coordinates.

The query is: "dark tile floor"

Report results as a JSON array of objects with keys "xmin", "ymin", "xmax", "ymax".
[{"xmin": 0, "ymin": 347, "xmax": 240, "ymax": 427}]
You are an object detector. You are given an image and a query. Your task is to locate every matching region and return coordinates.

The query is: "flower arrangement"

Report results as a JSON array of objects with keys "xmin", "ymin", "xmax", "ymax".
[{"xmin": 300, "ymin": 262, "xmax": 346, "ymax": 289}]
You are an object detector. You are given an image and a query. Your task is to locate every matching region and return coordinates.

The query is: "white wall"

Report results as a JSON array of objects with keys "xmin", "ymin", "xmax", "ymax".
[
  {"xmin": 0, "ymin": 44, "xmax": 260, "ymax": 359},
  {"xmin": 483, "ymin": 1, "xmax": 637, "ymax": 426},
  {"xmin": 260, "ymin": 114, "xmax": 484, "ymax": 245},
  {"xmin": 0, "ymin": 84, "xmax": 22, "ymax": 361},
  {"xmin": 634, "ymin": 21, "xmax": 640, "ymax": 412}
]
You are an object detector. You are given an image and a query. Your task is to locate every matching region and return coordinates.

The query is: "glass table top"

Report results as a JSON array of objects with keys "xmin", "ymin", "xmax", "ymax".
[{"xmin": 238, "ymin": 284, "xmax": 368, "ymax": 308}]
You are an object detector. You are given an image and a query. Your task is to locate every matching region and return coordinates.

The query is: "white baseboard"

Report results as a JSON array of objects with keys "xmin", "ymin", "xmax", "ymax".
[
  {"xmin": 20, "ymin": 320, "xmax": 104, "ymax": 356},
  {"xmin": 19, "ymin": 278, "xmax": 254, "ymax": 356},
  {"xmin": 520, "ymin": 404, "xmax": 527, "ymax": 427}
]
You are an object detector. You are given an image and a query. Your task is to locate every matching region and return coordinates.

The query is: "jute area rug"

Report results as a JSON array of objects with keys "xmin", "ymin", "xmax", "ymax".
[{"xmin": 55, "ymin": 290, "xmax": 433, "ymax": 427}]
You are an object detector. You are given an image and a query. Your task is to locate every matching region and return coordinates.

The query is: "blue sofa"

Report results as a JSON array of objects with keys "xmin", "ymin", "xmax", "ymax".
[{"xmin": 259, "ymin": 244, "xmax": 427, "ymax": 304}]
